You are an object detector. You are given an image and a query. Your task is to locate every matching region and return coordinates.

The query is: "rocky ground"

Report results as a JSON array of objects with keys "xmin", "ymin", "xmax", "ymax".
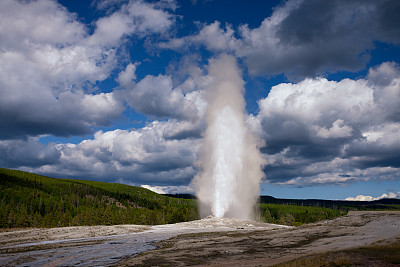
[{"xmin": 0, "ymin": 211, "xmax": 399, "ymax": 266}]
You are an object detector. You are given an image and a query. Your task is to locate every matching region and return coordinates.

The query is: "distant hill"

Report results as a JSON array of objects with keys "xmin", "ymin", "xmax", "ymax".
[
  {"xmin": 257, "ymin": 195, "xmax": 399, "ymax": 225},
  {"xmin": 165, "ymin": 193, "xmax": 197, "ymax": 199},
  {"xmin": 0, "ymin": 168, "xmax": 198, "ymax": 229},
  {"xmin": 259, "ymin": 195, "xmax": 400, "ymax": 210},
  {"xmin": 166, "ymin": 194, "xmax": 400, "ymax": 210}
]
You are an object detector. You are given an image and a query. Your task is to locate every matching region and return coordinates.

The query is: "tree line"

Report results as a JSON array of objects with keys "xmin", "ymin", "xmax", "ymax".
[
  {"xmin": 1, "ymin": 168, "xmax": 361, "ymax": 229},
  {"xmin": 258, "ymin": 203, "xmax": 347, "ymax": 226},
  {"xmin": 0, "ymin": 168, "xmax": 198, "ymax": 228}
]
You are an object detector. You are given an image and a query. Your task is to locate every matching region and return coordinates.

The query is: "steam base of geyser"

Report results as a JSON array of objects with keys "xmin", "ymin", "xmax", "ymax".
[{"xmin": 190, "ymin": 215, "xmax": 292, "ymax": 230}]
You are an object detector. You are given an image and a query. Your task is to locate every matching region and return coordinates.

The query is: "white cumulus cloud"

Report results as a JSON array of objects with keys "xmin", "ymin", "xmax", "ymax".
[
  {"xmin": 15, "ymin": 120, "xmax": 201, "ymax": 185},
  {"xmin": 256, "ymin": 62, "xmax": 400, "ymax": 186},
  {"xmin": 0, "ymin": 0, "xmax": 175, "ymax": 139},
  {"xmin": 140, "ymin": 184, "xmax": 195, "ymax": 194},
  {"xmin": 345, "ymin": 191, "xmax": 400, "ymax": 201},
  {"xmin": 161, "ymin": 0, "xmax": 400, "ymax": 79},
  {"xmin": 141, "ymin": 185, "xmax": 167, "ymax": 194},
  {"xmin": 123, "ymin": 74, "xmax": 199, "ymax": 120}
]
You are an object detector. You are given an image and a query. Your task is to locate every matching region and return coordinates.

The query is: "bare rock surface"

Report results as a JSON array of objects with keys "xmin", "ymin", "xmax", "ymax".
[{"xmin": 0, "ymin": 211, "xmax": 399, "ymax": 266}]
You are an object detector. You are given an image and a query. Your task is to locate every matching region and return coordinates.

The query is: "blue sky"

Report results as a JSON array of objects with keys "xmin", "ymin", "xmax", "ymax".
[{"xmin": 1, "ymin": 0, "xmax": 400, "ymax": 200}]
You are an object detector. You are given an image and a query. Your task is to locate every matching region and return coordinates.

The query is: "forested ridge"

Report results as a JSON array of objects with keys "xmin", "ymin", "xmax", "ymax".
[
  {"xmin": 0, "ymin": 168, "xmax": 198, "ymax": 228},
  {"xmin": 259, "ymin": 195, "xmax": 400, "ymax": 210},
  {"xmin": 3, "ymin": 168, "xmax": 393, "ymax": 229}
]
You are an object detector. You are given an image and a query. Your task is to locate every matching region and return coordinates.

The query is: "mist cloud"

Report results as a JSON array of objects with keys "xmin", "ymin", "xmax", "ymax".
[{"xmin": 193, "ymin": 54, "xmax": 265, "ymax": 219}]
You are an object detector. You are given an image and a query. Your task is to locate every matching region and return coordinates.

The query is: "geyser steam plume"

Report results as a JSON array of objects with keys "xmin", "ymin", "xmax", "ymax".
[{"xmin": 193, "ymin": 54, "xmax": 266, "ymax": 220}]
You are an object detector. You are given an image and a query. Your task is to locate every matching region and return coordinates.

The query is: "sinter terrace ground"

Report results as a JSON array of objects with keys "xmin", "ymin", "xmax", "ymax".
[{"xmin": 0, "ymin": 211, "xmax": 399, "ymax": 266}]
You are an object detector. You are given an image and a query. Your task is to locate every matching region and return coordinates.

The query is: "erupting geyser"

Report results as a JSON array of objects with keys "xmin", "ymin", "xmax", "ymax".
[{"xmin": 193, "ymin": 54, "xmax": 266, "ymax": 220}]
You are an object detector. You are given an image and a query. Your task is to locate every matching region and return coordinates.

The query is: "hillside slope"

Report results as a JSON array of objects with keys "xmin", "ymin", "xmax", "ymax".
[{"xmin": 0, "ymin": 168, "xmax": 198, "ymax": 228}]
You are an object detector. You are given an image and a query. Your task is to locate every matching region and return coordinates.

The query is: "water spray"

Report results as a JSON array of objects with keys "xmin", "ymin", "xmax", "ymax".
[{"xmin": 193, "ymin": 54, "xmax": 265, "ymax": 220}]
